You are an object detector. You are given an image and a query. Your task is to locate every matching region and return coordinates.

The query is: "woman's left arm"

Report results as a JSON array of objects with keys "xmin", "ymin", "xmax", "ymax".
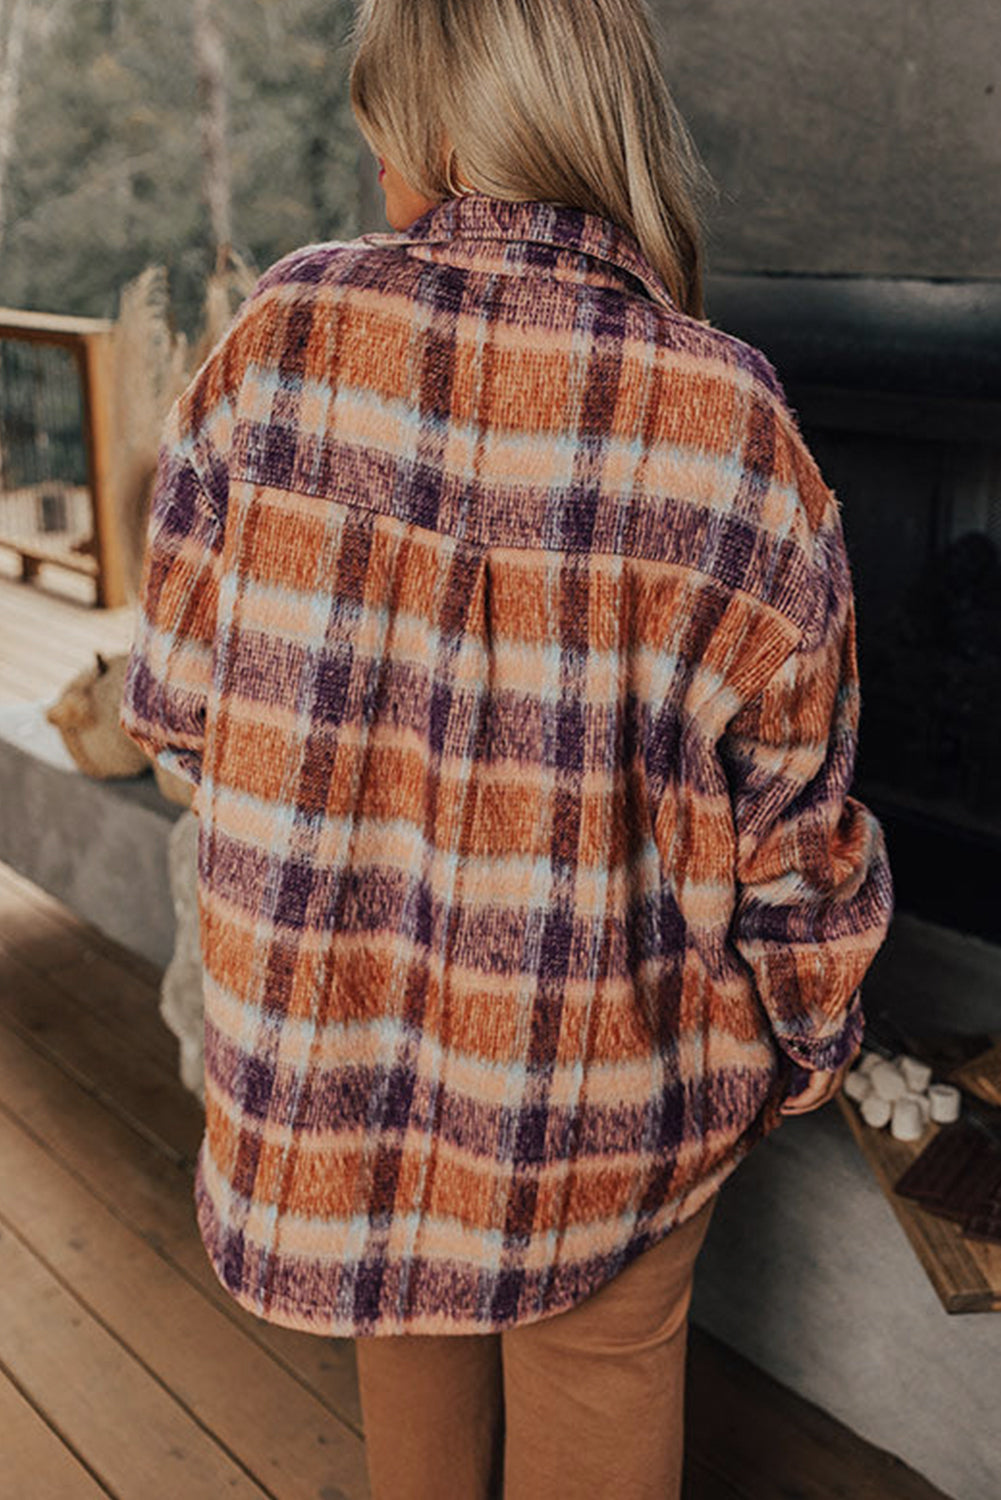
[
  {"xmin": 117, "ymin": 258, "xmax": 270, "ymax": 793},
  {"xmin": 119, "ymin": 356, "xmax": 234, "ymax": 798}
]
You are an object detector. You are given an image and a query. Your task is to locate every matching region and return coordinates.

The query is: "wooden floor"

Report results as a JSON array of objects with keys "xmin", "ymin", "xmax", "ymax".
[
  {"xmin": 0, "ymin": 859, "xmax": 955, "ymax": 1500},
  {"xmin": 0, "ymin": 553, "xmax": 137, "ymax": 704}
]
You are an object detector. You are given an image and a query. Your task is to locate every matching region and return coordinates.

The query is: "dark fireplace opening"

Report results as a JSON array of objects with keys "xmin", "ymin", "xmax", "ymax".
[
  {"xmin": 707, "ymin": 276, "xmax": 1001, "ymax": 950},
  {"xmin": 815, "ymin": 430, "xmax": 1000, "ymax": 942}
]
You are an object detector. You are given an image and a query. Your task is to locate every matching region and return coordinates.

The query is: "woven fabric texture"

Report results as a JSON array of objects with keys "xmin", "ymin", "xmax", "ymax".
[{"xmin": 120, "ymin": 193, "xmax": 893, "ymax": 1335}]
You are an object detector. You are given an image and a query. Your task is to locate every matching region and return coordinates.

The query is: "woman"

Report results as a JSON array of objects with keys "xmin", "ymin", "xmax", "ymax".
[{"xmin": 120, "ymin": 1, "xmax": 894, "ymax": 1495}]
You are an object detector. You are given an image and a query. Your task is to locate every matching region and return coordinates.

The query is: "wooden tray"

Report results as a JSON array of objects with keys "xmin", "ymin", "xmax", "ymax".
[
  {"xmin": 949, "ymin": 1041, "xmax": 1001, "ymax": 1108},
  {"xmin": 836, "ymin": 1093, "xmax": 1001, "ymax": 1313}
]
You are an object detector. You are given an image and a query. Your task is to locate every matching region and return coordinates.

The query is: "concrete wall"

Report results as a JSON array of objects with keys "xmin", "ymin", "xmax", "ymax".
[{"xmin": 657, "ymin": 0, "xmax": 1001, "ymax": 277}]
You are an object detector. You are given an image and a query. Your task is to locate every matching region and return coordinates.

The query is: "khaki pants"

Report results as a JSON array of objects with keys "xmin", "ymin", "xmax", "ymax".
[{"xmin": 355, "ymin": 1191, "xmax": 718, "ymax": 1500}]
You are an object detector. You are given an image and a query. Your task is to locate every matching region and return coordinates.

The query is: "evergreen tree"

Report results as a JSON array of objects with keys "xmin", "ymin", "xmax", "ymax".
[{"xmin": 0, "ymin": 0, "xmax": 367, "ymax": 335}]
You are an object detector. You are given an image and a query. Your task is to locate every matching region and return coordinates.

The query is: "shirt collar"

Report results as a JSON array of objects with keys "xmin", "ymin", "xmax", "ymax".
[{"xmin": 360, "ymin": 192, "xmax": 677, "ymax": 312}]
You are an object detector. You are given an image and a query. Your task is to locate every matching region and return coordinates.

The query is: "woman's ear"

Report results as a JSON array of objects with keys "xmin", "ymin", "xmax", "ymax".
[{"xmin": 443, "ymin": 138, "xmax": 474, "ymax": 197}]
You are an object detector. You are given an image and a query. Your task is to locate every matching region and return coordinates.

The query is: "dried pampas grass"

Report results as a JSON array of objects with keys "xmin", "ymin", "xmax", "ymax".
[
  {"xmin": 189, "ymin": 244, "xmax": 258, "ymax": 373},
  {"xmin": 111, "ymin": 266, "xmax": 189, "ymax": 600},
  {"xmin": 111, "ymin": 248, "xmax": 257, "ymax": 603}
]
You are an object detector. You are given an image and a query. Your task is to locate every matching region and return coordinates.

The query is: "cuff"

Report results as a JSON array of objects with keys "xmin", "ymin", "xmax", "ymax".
[{"xmin": 773, "ymin": 989, "xmax": 866, "ymax": 1074}]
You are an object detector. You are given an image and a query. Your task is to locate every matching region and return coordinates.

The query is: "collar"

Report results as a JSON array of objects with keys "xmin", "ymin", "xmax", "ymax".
[{"xmin": 360, "ymin": 192, "xmax": 676, "ymax": 312}]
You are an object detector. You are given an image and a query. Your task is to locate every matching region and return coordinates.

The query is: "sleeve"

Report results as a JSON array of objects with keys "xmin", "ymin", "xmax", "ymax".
[
  {"xmin": 118, "ymin": 397, "xmax": 225, "ymax": 792},
  {"xmin": 721, "ymin": 494, "xmax": 894, "ymax": 1075},
  {"xmin": 118, "ymin": 254, "xmax": 317, "ymax": 793},
  {"xmin": 116, "ymin": 251, "xmax": 255, "ymax": 803}
]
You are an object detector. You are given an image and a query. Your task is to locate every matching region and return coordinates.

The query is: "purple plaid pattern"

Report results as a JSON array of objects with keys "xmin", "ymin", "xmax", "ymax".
[{"xmin": 120, "ymin": 194, "xmax": 893, "ymax": 1335}]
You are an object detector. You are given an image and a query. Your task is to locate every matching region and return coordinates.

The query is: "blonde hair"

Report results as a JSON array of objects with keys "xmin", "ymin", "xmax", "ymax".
[{"xmin": 349, "ymin": 0, "xmax": 709, "ymax": 317}]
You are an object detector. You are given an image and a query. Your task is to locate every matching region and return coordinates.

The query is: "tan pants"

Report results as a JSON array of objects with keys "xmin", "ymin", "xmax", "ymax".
[{"xmin": 355, "ymin": 1192, "xmax": 718, "ymax": 1500}]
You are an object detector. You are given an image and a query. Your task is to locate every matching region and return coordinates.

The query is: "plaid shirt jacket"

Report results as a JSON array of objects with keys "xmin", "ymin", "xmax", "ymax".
[{"xmin": 121, "ymin": 193, "xmax": 893, "ymax": 1336}]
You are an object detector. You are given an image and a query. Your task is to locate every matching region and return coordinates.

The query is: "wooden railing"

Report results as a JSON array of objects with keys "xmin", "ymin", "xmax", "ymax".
[{"xmin": 0, "ymin": 307, "xmax": 128, "ymax": 608}]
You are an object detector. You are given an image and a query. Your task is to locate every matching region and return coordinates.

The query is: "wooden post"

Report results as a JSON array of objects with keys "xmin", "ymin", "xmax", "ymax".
[{"xmin": 79, "ymin": 328, "xmax": 127, "ymax": 608}]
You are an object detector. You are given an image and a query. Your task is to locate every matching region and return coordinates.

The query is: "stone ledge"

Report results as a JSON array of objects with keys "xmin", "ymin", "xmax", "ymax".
[{"xmin": 0, "ymin": 700, "xmax": 184, "ymax": 968}]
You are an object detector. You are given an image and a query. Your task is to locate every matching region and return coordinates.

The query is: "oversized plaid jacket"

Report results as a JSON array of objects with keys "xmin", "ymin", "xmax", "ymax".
[{"xmin": 120, "ymin": 193, "xmax": 893, "ymax": 1336}]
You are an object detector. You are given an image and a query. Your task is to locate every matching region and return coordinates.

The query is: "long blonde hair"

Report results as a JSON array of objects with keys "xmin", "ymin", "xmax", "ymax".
[{"xmin": 349, "ymin": 0, "xmax": 709, "ymax": 317}]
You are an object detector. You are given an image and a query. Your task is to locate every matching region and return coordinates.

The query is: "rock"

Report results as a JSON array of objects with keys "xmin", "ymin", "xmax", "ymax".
[{"xmin": 161, "ymin": 809, "xmax": 205, "ymax": 1103}]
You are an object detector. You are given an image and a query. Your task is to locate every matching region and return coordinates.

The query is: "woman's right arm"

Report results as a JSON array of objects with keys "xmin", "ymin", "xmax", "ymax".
[{"xmin": 721, "ymin": 508, "xmax": 894, "ymax": 1087}]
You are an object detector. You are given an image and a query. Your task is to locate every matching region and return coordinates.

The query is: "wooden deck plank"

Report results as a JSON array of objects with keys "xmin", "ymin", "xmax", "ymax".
[
  {"xmin": 0, "ymin": 654, "xmax": 71, "ymax": 703},
  {"xmin": 0, "ymin": 586, "xmax": 122, "ymax": 646},
  {"xmin": 0, "ymin": 997, "xmax": 365, "ymax": 1436},
  {"xmin": 0, "ymin": 866, "xmax": 175, "ymax": 1073},
  {"xmin": 0, "ymin": 1109, "xmax": 371, "ymax": 1499},
  {"xmin": 0, "ymin": 643, "xmax": 101, "ymax": 699},
  {"xmin": 0, "ymin": 1373, "xmax": 112, "ymax": 1500},
  {"xmin": 0, "ymin": 573, "xmax": 135, "ymax": 649},
  {"xmin": 0, "ymin": 582, "xmax": 118, "ymax": 652},
  {"xmin": 0, "ymin": 563, "xmax": 136, "ymax": 703},
  {"xmin": 0, "ymin": 641, "xmax": 134, "ymax": 691},
  {"xmin": 0, "ymin": 1221, "xmax": 272, "ymax": 1500},
  {"xmin": 684, "ymin": 1316, "xmax": 953, "ymax": 1500},
  {"xmin": 0, "ymin": 547, "xmax": 99, "ymax": 604},
  {"xmin": 0, "ymin": 938, "xmax": 204, "ymax": 1167},
  {"xmin": 2, "ymin": 934, "xmax": 177, "ymax": 1074},
  {"xmin": 0, "ymin": 860, "xmax": 163, "ymax": 989}
]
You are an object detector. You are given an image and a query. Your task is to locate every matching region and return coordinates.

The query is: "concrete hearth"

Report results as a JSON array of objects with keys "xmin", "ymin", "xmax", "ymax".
[{"xmin": 0, "ymin": 700, "xmax": 184, "ymax": 969}]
